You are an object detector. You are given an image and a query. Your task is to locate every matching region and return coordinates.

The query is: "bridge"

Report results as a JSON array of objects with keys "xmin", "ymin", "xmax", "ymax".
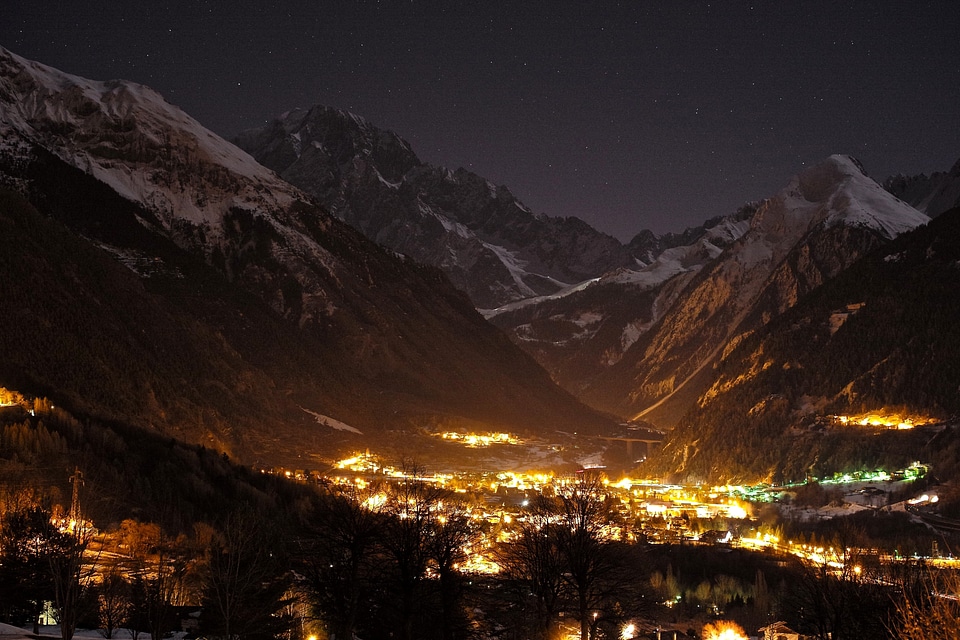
[{"xmin": 596, "ymin": 427, "xmax": 664, "ymax": 459}]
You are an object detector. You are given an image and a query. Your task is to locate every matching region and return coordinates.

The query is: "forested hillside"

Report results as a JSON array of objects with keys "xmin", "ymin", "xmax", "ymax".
[{"xmin": 652, "ymin": 208, "xmax": 960, "ymax": 483}]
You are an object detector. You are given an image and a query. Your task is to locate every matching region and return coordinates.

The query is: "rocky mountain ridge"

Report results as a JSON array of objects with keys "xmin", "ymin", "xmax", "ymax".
[
  {"xmin": 485, "ymin": 206, "xmax": 755, "ymax": 389},
  {"xmin": 234, "ymin": 106, "xmax": 638, "ymax": 309},
  {"xmin": 233, "ymin": 97, "xmax": 936, "ymax": 439},
  {"xmin": 653, "ymin": 205, "xmax": 960, "ymax": 483},
  {"xmin": 883, "ymin": 157, "xmax": 960, "ymax": 218},
  {"xmin": 592, "ymin": 155, "xmax": 927, "ymax": 421}
]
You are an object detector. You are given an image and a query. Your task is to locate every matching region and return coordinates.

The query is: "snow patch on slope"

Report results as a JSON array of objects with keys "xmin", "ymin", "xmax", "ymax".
[
  {"xmin": 481, "ymin": 242, "xmax": 541, "ymax": 298},
  {"xmin": 302, "ymin": 408, "xmax": 363, "ymax": 434},
  {"xmin": 483, "ymin": 277, "xmax": 601, "ymax": 317},
  {"xmin": 823, "ymin": 162, "xmax": 929, "ymax": 238}
]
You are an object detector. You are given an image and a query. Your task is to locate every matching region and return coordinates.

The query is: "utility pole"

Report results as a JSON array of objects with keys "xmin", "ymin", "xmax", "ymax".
[{"xmin": 69, "ymin": 467, "xmax": 84, "ymax": 531}]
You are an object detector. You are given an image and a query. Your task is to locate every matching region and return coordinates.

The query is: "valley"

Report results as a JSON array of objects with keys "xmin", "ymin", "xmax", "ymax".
[{"xmin": 1, "ymin": 384, "xmax": 949, "ymax": 640}]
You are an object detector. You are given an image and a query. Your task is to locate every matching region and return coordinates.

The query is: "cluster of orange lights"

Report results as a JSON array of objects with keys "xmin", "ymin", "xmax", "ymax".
[
  {"xmin": 438, "ymin": 432, "xmax": 520, "ymax": 447},
  {"xmin": 834, "ymin": 412, "xmax": 936, "ymax": 430},
  {"xmin": 702, "ymin": 621, "xmax": 748, "ymax": 640},
  {"xmin": 0, "ymin": 386, "xmax": 21, "ymax": 407}
]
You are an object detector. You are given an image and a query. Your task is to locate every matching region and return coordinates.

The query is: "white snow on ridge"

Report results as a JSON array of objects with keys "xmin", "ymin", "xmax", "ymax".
[
  {"xmin": 302, "ymin": 408, "xmax": 363, "ymax": 434},
  {"xmin": 602, "ymin": 215, "xmax": 751, "ymax": 292},
  {"xmin": 706, "ymin": 216, "xmax": 752, "ymax": 243},
  {"xmin": 481, "ymin": 241, "xmax": 541, "ymax": 299},
  {"xmin": 482, "ymin": 218, "xmax": 741, "ymax": 319},
  {"xmin": 824, "ymin": 166, "xmax": 929, "ymax": 239},
  {"xmin": 794, "ymin": 155, "xmax": 927, "ymax": 240},
  {"xmin": 0, "ymin": 47, "xmax": 299, "ymax": 229},
  {"xmin": 482, "ymin": 276, "xmax": 600, "ymax": 318},
  {"xmin": 419, "ymin": 201, "xmax": 472, "ymax": 239},
  {"xmin": 608, "ymin": 245, "xmax": 696, "ymax": 289},
  {"xmin": 736, "ymin": 155, "xmax": 928, "ymax": 272},
  {"xmin": 375, "ymin": 167, "xmax": 402, "ymax": 189}
]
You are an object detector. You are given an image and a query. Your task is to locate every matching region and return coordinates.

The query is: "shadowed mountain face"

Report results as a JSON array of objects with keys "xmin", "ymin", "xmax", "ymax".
[
  {"xmin": 580, "ymin": 156, "xmax": 928, "ymax": 423},
  {"xmin": 0, "ymin": 48, "xmax": 614, "ymax": 465},
  {"xmin": 485, "ymin": 208, "xmax": 754, "ymax": 397},
  {"xmin": 2, "ymin": 46, "xmax": 949, "ymax": 484},
  {"xmin": 884, "ymin": 157, "xmax": 960, "ymax": 218}
]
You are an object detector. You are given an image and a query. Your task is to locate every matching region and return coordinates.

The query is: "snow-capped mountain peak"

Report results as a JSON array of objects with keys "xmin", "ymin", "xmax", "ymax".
[
  {"xmin": 0, "ymin": 48, "xmax": 618, "ymax": 458},
  {"xmin": 769, "ymin": 154, "xmax": 928, "ymax": 240},
  {"xmin": 0, "ymin": 46, "xmax": 297, "ymax": 230}
]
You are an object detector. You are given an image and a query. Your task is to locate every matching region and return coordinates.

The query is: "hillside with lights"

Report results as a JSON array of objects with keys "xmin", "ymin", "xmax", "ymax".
[{"xmin": 651, "ymin": 206, "xmax": 960, "ymax": 484}]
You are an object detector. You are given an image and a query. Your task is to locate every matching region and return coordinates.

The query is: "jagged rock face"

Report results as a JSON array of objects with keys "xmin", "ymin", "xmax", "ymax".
[
  {"xmin": 0, "ymin": 48, "xmax": 615, "ymax": 462},
  {"xmin": 574, "ymin": 156, "xmax": 929, "ymax": 425},
  {"xmin": 235, "ymin": 107, "xmax": 633, "ymax": 308},
  {"xmin": 487, "ymin": 210, "xmax": 752, "ymax": 393},
  {"xmin": 884, "ymin": 157, "xmax": 960, "ymax": 218}
]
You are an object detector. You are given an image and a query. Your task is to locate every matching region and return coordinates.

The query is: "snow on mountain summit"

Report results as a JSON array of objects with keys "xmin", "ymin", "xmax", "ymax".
[
  {"xmin": 0, "ymin": 46, "xmax": 297, "ymax": 229},
  {"xmin": 779, "ymin": 154, "xmax": 929, "ymax": 240},
  {"xmin": 234, "ymin": 105, "xmax": 634, "ymax": 308}
]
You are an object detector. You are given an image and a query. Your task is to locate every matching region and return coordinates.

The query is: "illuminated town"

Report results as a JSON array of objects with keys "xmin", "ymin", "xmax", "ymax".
[
  {"xmin": 4, "ymin": 379, "xmax": 955, "ymax": 640},
  {"xmin": 234, "ymin": 435, "xmax": 948, "ymax": 640},
  {"xmin": 306, "ymin": 447, "xmax": 936, "ymax": 563}
]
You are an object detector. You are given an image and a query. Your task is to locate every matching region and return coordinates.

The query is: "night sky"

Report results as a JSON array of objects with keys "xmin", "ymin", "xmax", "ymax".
[{"xmin": 3, "ymin": 1, "xmax": 959, "ymax": 240}]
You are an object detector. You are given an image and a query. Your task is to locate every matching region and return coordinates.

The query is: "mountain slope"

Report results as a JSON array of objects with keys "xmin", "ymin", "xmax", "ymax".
[
  {"xmin": 652, "ymin": 206, "xmax": 960, "ymax": 483},
  {"xmin": 884, "ymin": 158, "xmax": 960, "ymax": 218},
  {"xmin": 577, "ymin": 156, "xmax": 928, "ymax": 423},
  {"xmin": 234, "ymin": 106, "xmax": 634, "ymax": 309},
  {"xmin": 0, "ymin": 48, "xmax": 614, "ymax": 463}
]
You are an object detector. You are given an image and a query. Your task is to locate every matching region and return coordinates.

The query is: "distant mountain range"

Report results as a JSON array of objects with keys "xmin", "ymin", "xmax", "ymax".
[
  {"xmin": 238, "ymin": 105, "xmax": 960, "ymax": 483},
  {"xmin": 0, "ymin": 47, "xmax": 613, "ymax": 465},
  {"xmin": 2, "ymin": 47, "xmax": 959, "ymax": 482},
  {"xmin": 884, "ymin": 158, "xmax": 960, "ymax": 218},
  {"xmin": 514, "ymin": 155, "xmax": 930, "ymax": 422},
  {"xmin": 236, "ymin": 106, "xmax": 954, "ymax": 429}
]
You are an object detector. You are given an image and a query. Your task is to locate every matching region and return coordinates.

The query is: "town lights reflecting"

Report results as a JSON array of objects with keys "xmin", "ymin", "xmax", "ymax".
[
  {"xmin": 727, "ymin": 504, "xmax": 747, "ymax": 519},
  {"xmin": 362, "ymin": 493, "xmax": 387, "ymax": 510},
  {"xmin": 259, "ymin": 447, "xmax": 940, "ymax": 587}
]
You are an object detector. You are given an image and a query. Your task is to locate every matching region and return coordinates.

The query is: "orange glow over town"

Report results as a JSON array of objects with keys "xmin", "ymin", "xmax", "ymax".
[
  {"xmin": 702, "ymin": 621, "xmax": 748, "ymax": 640},
  {"xmin": 438, "ymin": 431, "xmax": 521, "ymax": 447}
]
